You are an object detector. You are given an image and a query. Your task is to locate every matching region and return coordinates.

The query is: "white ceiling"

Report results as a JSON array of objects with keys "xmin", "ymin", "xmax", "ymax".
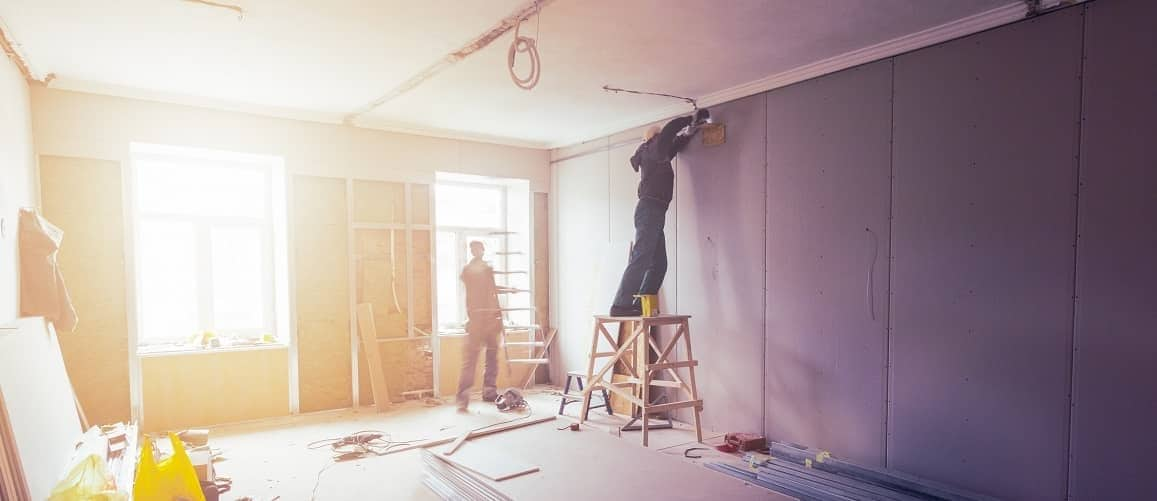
[{"xmin": 0, "ymin": 0, "xmax": 1016, "ymax": 148}]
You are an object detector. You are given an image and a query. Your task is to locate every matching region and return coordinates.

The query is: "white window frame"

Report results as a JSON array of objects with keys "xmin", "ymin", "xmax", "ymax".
[
  {"xmin": 435, "ymin": 181, "xmax": 508, "ymax": 332},
  {"xmin": 129, "ymin": 145, "xmax": 285, "ymax": 349}
]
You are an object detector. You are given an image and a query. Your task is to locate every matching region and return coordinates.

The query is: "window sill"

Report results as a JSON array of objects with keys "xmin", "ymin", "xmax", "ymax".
[{"xmin": 138, "ymin": 342, "xmax": 288, "ymax": 358}]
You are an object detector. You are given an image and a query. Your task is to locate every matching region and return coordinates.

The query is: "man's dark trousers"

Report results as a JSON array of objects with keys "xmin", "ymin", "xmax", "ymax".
[{"xmin": 613, "ymin": 197, "xmax": 668, "ymax": 308}]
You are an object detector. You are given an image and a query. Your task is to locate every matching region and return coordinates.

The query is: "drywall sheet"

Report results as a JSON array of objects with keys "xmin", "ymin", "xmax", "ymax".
[
  {"xmin": 293, "ymin": 175, "xmax": 352, "ymax": 412},
  {"xmin": 1072, "ymin": 0, "xmax": 1157, "ymax": 497},
  {"xmin": 763, "ymin": 60, "xmax": 892, "ymax": 466},
  {"xmin": 39, "ymin": 155, "xmax": 132, "ymax": 425},
  {"xmin": 0, "ymin": 318, "xmax": 83, "ymax": 500},
  {"xmin": 141, "ymin": 347, "xmax": 289, "ymax": 432},
  {"xmin": 352, "ymin": 180, "xmax": 405, "ymax": 224},
  {"xmin": 674, "ymin": 94, "xmax": 766, "ymax": 434},
  {"xmin": 890, "ymin": 10, "xmax": 1082, "ymax": 500},
  {"xmin": 552, "ymin": 152, "xmax": 609, "ymax": 383}
]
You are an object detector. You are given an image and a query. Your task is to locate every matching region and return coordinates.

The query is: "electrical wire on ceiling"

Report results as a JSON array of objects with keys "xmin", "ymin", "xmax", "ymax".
[
  {"xmin": 508, "ymin": 1, "xmax": 542, "ymax": 90},
  {"xmin": 182, "ymin": 0, "xmax": 245, "ymax": 20},
  {"xmin": 602, "ymin": 85, "xmax": 698, "ymax": 113}
]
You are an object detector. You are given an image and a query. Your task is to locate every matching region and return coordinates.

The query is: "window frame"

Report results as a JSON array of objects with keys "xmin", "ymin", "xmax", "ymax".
[
  {"xmin": 434, "ymin": 181, "xmax": 509, "ymax": 332},
  {"xmin": 129, "ymin": 147, "xmax": 282, "ymax": 349}
]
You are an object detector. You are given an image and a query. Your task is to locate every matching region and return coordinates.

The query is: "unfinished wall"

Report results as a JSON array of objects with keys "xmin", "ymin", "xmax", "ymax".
[
  {"xmin": 764, "ymin": 60, "xmax": 892, "ymax": 466},
  {"xmin": 30, "ymin": 88, "xmax": 548, "ymax": 423},
  {"xmin": 676, "ymin": 94, "xmax": 766, "ymax": 434},
  {"xmin": 0, "ymin": 52, "xmax": 35, "ymax": 322},
  {"xmin": 550, "ymin": 4, "xmax": 1156, "ymax": 499},
  {"xmin": 293, "ymin": 175, "xmax": 352, "ymax": 412},
  {"xmin": 140, "ymin": 348, "xmax": 289, "ymax": 432},
  {"xmin": 1071, "ymin": 0, "xmax": 1157, "ymax": 497},
  {"xmin": 889, "ymin": 10, "xmax": 1082, "ymax": 500},
  {"xmin": 38, "ymin": 155, "xmax": 131, "ymax": 426}
]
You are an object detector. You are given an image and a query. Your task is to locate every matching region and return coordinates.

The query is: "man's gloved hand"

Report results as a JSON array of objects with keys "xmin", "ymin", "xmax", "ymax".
[{"xmin": 677, "ymin": 108, "xmax": 712, "ymax": 138}]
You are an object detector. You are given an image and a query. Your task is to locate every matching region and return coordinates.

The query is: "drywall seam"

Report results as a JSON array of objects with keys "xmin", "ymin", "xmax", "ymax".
[
  {"xmin": 549, "ymin": 2, "xmax": 1029, "ymax": 148},
  {"xmin": 346, "ymin": 179, "xmax": 360, "ymax": 408},
  {"xmin": 760, "ymin": 93, "xmax": 769, "ymax": 437},
  {"xmin": 1064, "ymin": 6, "xmax": 1089, "ymax": 500},
  {"xmin": 884, "ymin": 57, "xmax": 896, "ymax": 468}
]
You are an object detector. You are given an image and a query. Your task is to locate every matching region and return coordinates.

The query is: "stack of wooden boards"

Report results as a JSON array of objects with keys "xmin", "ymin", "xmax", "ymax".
[
  {"xmin": 0, "ymin": 317, "xmax": 84, "ymax": 499},
  {"xmin": 420, "ymin": 419, "xmax": 776, "ymax": 501},
  {"xmin": 708, "ymin": 442, "xmax": 999, "ymax": 501}
]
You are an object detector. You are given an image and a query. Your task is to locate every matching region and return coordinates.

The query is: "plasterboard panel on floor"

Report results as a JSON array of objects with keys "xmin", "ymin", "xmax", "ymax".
[
  {"xmin": 764, "ymin": 60, "xmax": 892, "ymax": 466},
  {"xmin": 552, "ymin": 152, "xmax": 610, "ymax": 379},
  {"xmin": 1071, "ymin": 0, "xmax": 1157, "ymax": 497},
  {"xmin": 674, "ymin": 94, "xmax": 766, "ymax": 434},
  {"xmin": 889, "ymin": 9, "xmax": 1083, "ymax": 500}
]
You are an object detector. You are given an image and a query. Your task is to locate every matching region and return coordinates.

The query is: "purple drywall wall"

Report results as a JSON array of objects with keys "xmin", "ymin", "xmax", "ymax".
[
  {"xmin": 764, "ymin": 60, "xmax": 892, "ymax": 467},
  {"xmin": 1071, "ymin": 0, "xmax": 1157, "ymax": 498},
  {"xmin": 675, "ymin": 94, "xmax": 766, "ymax": 433},
  {"xmin": 889, "ymin": 9, "xmax": 1083, "ymax": 501}
]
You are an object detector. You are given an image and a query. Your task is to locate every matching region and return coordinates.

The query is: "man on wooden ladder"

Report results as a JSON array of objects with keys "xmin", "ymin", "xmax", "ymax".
[
  {"xmin": 457, "ymin": 240, "xmax": 503, "ymax": 411},
  {"xmin": 609, "ymin": 108, "xmax": 711, "ymax": 316}
]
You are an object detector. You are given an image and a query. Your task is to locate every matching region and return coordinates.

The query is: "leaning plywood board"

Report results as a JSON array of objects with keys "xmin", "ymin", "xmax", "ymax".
[
  {"xmin": 356, "ymin": 303, "xmax": 392, "ymax": 411},
  {"xmin": 0, "ymin": 317, "xmax": 83, "ymax": 500},
  {"xmin": 425, "ymin": 421, "xmax": 781, "ymax": 500}
]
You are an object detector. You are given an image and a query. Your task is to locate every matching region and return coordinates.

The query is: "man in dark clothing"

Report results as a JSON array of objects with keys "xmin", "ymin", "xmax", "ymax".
[
  {"xmin": 457, "ymin": 240, "xmax": 503, "ymax": 410},
  {"xmin": 610, "ymin": 108, "xmax": 710, "ymax": 316}
]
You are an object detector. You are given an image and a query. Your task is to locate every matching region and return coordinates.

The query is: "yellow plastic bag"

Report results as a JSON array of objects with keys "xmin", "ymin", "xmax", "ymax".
[
  {"xmin": 133, "ymin": 433, "xmax": 206, "ymax": 501},
  {"xmin": 48, "ymin": 454, "xmax": 125, "ymax": 501}
]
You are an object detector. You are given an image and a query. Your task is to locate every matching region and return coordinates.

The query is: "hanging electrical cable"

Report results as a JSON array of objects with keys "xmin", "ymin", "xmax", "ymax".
[{"xmin": 508, "ymin": 1, "xmax": 542, "ymax": 90}]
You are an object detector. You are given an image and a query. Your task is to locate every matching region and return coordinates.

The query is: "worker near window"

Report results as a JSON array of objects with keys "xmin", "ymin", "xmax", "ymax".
[
  {"xmin": 457, "ymin": 240, "xmax": 503, "ymax": 411},
  {"xmin": 610, "ymin": 108, "xmax": 710, "ymax": 316}
]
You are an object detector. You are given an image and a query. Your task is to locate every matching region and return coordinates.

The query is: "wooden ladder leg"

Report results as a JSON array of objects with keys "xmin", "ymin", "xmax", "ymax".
[
  {"xmin": 681, "ymin": 320, "xmax": 703, "ymax": 443},
  {"xmin": 579, "ymin": 320, "xmax": 602, "ymax": 424},
  {"xmin": 640, "ymin": 322, "xmax": 651, "ymax": 447}
]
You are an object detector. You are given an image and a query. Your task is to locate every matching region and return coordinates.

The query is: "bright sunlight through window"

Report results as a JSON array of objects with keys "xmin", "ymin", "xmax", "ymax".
[{"xmin": 131, "ymin": 144, "xmax": 288, "ymax": 352}]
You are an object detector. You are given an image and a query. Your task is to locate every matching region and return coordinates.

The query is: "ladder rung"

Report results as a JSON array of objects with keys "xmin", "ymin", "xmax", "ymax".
[
  {"xmin": 508, "ymin": 358, "xmax": 549, "ymax": 364},
  {"xmin": 488, "ymin": 231, "xmax": 517, "ymax": 235},
  {"xmin": 590, "ymin": 351, "xmax": 617, "ymax": 358},
  {"xmin": 505, "ymin": 341, "xmax": 545, "ymax": 347},
  {"xmin": 497, "ymin": 290, "xmax": 531, "ymax": 294},
  {"xmin": 495, "ymin": 251, "xmax": 523, "ymax": 255},
  {"xmin": 503, "ymin": 325, "xmax": 542, "ymax": 331},
  {"xmin": 493, "ymin": 271, "xmax": 529, "ymax": 275}
]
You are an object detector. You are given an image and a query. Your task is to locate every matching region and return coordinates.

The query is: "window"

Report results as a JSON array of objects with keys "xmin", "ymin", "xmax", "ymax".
[
  {"xmin": 130, "ymin": 144, "xmax": 288, "ymax": 351},
  {"xmin": 434, "ymin": 175, "xmax": 531, "ymax": 332}
]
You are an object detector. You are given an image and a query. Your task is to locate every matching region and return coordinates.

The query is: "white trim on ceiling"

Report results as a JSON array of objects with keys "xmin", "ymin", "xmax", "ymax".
[
  {"xmin": 44, "ymin": 77, "xmax": 552, "ymax": 150},
  {"xmin": 547, "ymin": 1, "xmax": 1031, "ymax": 149}
]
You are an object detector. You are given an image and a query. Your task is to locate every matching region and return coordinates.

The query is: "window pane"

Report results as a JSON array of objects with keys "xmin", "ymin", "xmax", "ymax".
[
  {"xmin": 212, "ymin": 226, "xmax": 266, "ymax": 330},
  {"xmin": 436, "ymin": 231, "xmax": 460, "ymax": 329},
  {"xmin": 136, "ymin": 159, "xmax": 266, "ymax": 218},
  {"xmin": 138, "ymin": 220, "xmax": 199, "ymax": 340},
  {"xmin": 435, "ymin": 184, "xmax": 502, "ymax": 228}
]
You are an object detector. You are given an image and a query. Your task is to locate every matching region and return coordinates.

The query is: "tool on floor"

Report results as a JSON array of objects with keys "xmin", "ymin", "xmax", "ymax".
[
  {"xmin": 724, "ymin": 432, "xmax": 767, "ymax": 452},
  {"xmin": 684, "ymin": 447, "xmax": 711, "ymax": 459},
  {"xmin": 495, "ymin": 387, "xmax": 528, "ymax": 412}
]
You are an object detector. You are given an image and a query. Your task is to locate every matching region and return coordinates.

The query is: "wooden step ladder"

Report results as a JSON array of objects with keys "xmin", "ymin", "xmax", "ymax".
[{"xmin": 580, "ymin": 314, "xmax": 703, "ymax": 447}]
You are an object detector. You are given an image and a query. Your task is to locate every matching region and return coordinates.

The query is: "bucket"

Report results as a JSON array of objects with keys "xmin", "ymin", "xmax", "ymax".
[{"xmin": 633, "ymin": 294, "xmax": 659, "ymax": 317}]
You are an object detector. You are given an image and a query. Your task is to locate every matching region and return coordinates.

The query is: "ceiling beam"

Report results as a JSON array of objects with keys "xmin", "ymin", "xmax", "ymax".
[{"xmin": 344, "ymin": 0, "xmax": 556, "ymax": 125}]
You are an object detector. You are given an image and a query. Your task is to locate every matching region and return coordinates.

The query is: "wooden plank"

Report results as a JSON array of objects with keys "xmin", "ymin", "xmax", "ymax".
[
  {"xmin": 642, "ymin": 400, "xmax": 703, "ymax": 415},
  {"xmin": 438, "ymin": 447, "xmax": 540, "ymax": 481},
  {"xmin": 356, "ymin": 303, "xmax": 392, "ymax": 412},
  {"xmin": 443, "ymin": 429, "xmax": 473, "ymax": 456},
  {"xmin": 382, "ymin": 415, "xmax": 557, "ymax": 456},
  {"xmin": 646, "ymin": 361, "xmax": 698, "ymax": 371}
]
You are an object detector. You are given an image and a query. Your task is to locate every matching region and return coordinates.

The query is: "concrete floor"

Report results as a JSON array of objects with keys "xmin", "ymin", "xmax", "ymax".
[{"xmin": 208, "ymin": 387, "xmax": 735, "ymax": 500}]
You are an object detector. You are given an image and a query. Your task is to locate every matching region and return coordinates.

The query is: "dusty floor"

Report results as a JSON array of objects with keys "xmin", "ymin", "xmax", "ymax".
[{"xmin": 209, "ymin": 387, "xmax": 738, "ymax": 500}]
